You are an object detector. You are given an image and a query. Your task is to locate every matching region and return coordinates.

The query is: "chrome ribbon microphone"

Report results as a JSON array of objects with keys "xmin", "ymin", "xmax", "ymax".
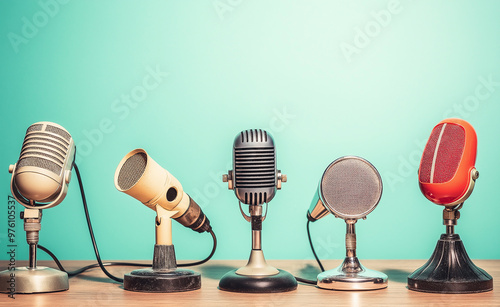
[
  {"xmin": 0, "ymin": 121, "xmax": 75, "ymax": 294},
  {"xmin": 307, "ymin": 156, "xmax": 387, "ymax": 290},
  {"xmin": 223, "ymin": 129, "xmax": 286, "ymax": 250},
  {"xmin": 219, "ymin": 129, "xmax": 296, "ymax": 293}
]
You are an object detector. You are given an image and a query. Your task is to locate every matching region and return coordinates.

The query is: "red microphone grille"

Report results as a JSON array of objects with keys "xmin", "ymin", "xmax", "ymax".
[{"xmin": 420, "ymin": 123, "xmax": 465, "ymax": 184}]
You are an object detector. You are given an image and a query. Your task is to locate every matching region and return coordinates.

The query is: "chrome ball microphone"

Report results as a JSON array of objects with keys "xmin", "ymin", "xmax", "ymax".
[
  {"xmin": 307, "ymin": 156, "xmax": 388, "ymax": 291},
  {"xmin": 308, "ymin": 156, "xmax": 382, "ymax": 222}
]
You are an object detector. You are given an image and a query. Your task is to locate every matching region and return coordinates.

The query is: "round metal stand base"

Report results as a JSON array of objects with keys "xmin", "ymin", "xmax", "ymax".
[
  {"xmin": 317, "ymin": 258, "xmax": 388, "ymax": 291},
  {"xmin": 0, "ymin": 266, "xmax": 68, "ymax": 294}
]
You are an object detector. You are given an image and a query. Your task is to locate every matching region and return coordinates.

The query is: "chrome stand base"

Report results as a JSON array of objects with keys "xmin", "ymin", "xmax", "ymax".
[
  {"xmin": 317, "ymin": 257, "xmax": 388, "ymax": 290},
  {"xmin": 0, "ymin": 266, "xmax": 68, "ymax": 294}
]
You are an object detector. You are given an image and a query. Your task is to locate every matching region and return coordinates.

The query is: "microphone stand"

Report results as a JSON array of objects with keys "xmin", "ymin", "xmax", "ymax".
[
  {"xmin": 408, "ymin": 204, "xmax": 493, "ymax": 293},
  {"xmin": 218, "ymin": 203, "xmax": 297, "ymax": 293},
  {"xmin": 316, "ymin": 219, "xmax": 387, "ymax": 290},
  {"xmin": 123, "ymin": 205, "xmax": 201, "ymax": 292},
  {"xmin": 23, "ymin": 208, "xmax": 42, "ymax": 271},
  {"xmin": 0, "ymin": 206, "xmax": 69, "ymax": 294}
]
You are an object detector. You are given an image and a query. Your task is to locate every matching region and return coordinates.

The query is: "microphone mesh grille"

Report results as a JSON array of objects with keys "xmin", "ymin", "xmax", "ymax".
[
  {"xmin": 45, "ymin": 124, "xmax": 71, "ymax": 142},
  {"xmin": 419, "ymin": 123, "xmax": 465, "ymax": 184},
  {"xmin": 27, "ymin": 124, "xmax": 43, "ymax": 133},
  {"xmin": 117, "ymin": 152, "xmax": 147, "ymax": 190},
  {"xmin": 320, "ymin": 157, "xmax": 382, "ymax": 219},
  {"xmin": 17, "ymin": 123, "xmax": 72, "ymax": 175},
  {"xmin": 17, "ymin": 157, "xmax": 61, "ymax": 175}
]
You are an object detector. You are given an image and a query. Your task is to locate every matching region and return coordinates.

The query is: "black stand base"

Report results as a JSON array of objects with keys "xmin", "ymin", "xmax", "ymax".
[
  {"xmin": 408, "ymin": 234, "xmax": 493, "ymax": 294},
  {"xmin": 124, "ymin": 268, "xmax": 201, "ymax": 293},
  {"xmin": 219, "ymin": 269, "xmax": 297, "ymax": 293},
  {"xmin": 124, "ymin": 244, "xmax": 201, "ymax": 293}
]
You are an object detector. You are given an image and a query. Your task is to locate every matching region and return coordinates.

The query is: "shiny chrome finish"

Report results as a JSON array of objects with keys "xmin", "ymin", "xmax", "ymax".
[
  {"xmin": 235, "ymin": 250, "xmax": 279, "ymax": 276},
  {"xmin": 0, "ymin": 267, "xmax": 68, "ymax": 293},
  {"xmin": 29, "ymin": 244, "xmax": 37, "ymax": 269},
  {"xmin": 317, "ymin": 219, "xmax": 387, "ymax": 290},
  {"xmin": 317, "ymin": 257, "xmax": 388, "ymax": 290}
]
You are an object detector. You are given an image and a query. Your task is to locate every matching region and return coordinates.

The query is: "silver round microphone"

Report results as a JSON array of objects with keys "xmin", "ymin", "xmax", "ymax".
[{"xmin": 308, "ymin": 156, "xmax": 388, "ymax": 291}]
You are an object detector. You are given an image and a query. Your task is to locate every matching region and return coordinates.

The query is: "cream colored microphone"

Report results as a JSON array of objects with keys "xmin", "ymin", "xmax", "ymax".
[
  {"xmin": 0, "ymin": 121, "xmax": 75, "ymax": 294},
  {"xmin": 114, "ymin": 148, "xmax": 211, "ymax": 241},
  {"xmin": 114, "ymin": 148, "xmax": 211, "ymax": 292}
]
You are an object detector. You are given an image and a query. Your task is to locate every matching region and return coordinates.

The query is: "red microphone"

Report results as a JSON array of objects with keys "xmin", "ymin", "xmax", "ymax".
[
  {"xmin": 418, "ymin": 118, "xmax": 479, "ymax": 206},
  {"xmin": 408, "ymin": 118, "xmax": 492, "ymax": 294}
]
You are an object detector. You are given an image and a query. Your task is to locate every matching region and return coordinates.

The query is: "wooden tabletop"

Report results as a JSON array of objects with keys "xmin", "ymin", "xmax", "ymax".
[{"xmin": 0, "ymin": 259, "xmax": 498, "ymax": 306}]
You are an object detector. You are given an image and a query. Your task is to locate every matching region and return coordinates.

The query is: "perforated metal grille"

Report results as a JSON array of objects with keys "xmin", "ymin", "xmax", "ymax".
[
  {"xmin": 45, "ymin": 124, "xmax": 71, "ymax": 142},
  {"xmin": 17, "ymin": 123, "xmax": 72, "ymax": 175},
  {"xmin": 27, "ymin": 124, "xmax": 43, "ymax": 133},
  {"xmin": 419, "ymin": 123, "xmax": 465, "ymax": 184},
  {"xmin": 320, "ymin": 157, "xmax": 382, "ymax": 219},
  {"xmin": 116, "ymin": 152, "xmax": 147, "ymax": 190},
  {"xmin": 17, "ymin": 157, "xmax": 61, "ymax": 175}
]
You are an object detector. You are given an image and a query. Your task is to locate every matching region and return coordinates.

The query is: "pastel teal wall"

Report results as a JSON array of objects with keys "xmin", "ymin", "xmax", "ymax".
[{"xmin": 1, "ymin": 1, "xmax": 499, "ymax": 262}]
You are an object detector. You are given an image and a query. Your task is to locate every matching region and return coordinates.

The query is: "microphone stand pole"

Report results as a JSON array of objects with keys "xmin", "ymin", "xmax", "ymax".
[{"xmin": 0, "ymin": 207, "xmax": 69, "ymax": 294}]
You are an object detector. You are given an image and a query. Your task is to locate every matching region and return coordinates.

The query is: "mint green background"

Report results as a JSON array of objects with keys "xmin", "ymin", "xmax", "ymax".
[{"xmin": 1, "ymin": 1, "xmax": 499, "ymax": 262}]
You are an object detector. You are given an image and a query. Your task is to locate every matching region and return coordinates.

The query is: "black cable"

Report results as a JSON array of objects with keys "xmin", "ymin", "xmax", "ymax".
[
  {"xmin": 38, "ymin": 163, "xmax": 217, "ymax": 280},
  {"xmin": 307, "ymin": 219, "xmax": 325, "ymax": 272},
  {"xmin": 74, "ymin": 163, "xmax": 124, "ymax": 283},
  {"xmin": 178, "ymin": 228, "xmax": 217, "ymax": 267},
  {"xmin": 38, "ymin": 244, "xmax": 148, "ymax": 277},
  {"xmin": 295, "ymin": 276, "xmax": 317, "ymax": 285},
  {"xmin": 39, "ymin": 228, "xmax": 216, "ymax": 276},
  {"xmin": 292, "ymin": 219, "xmax": 326, "ymax": 285}
]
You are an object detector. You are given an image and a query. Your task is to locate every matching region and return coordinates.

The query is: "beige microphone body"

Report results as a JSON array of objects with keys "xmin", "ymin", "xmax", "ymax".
[
  {"xmin": 114, "ymin": 149, "xmax": 211, "ymax": 233},
  {"xmin": 9, "ymin": 121, "xmax": 75, "ymax": 209}
]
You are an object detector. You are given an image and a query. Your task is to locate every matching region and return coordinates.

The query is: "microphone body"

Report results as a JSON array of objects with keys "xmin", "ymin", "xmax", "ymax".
[
  {"xmin": 408, "ymin": 118, "xmax": 492, "ymax": 294},
  {"xmin": 307, "ymin": 156, "xmax": 387, "ymax": 291},
  {"xmin": 225, "ymin": 129, "xmax": 285, "ymax": 205},
  {"xmin": 219, "ymin": 129, "xmax": 296, "ymax": 293},
  {"xmin": 9, "ymin": 122, "xmax": 75, "ymax": 209},
  {"xmin": 308, "ymin": 156, "xmax": 382, "ymax": 222},
  {"xmin": 418, "ymin": 118, "xmax": 478, "ymax": 206},
  {"xmin": 0, "ymin": 121, "xmax": 74, "ymax": 294},
  {"xmin": 114, "ymin": 149, "xmax": 211, "ymax": 233}
]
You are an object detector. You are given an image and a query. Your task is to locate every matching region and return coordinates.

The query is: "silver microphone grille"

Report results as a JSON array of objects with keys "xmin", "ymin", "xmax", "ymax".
[
  {"xmin": 320, "ymin": 156, "xmax": 382, "ymax": 220},
  {"xmin": 233, "ymin": 129, "xmax": 277, "ymax": 205},
  {"xmin": 17, "ymin": 122, "xmax": 72, "ymax": 176},
  {"xmin": 116, "ymin": 152, "xmax": 147, "ymax": 191}
]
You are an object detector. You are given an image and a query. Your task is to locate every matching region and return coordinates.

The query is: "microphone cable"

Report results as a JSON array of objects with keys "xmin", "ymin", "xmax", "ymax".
[
  {"xmin": 307, "ymin": 219, "xmax": 325, "ymax": 272},
  {"xmin": 293, "ymin": 219, "xmax": 326, "ymax": 285},
  {"xmin": 37, "ymin": 163, "xmax": 217, "ymax": 282}
]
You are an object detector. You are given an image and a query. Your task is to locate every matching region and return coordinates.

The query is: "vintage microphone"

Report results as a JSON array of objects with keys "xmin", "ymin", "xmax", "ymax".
[
  {"xmin": 0, "ymin": 122, "xmax": 75, "ymax": 294},
  {"xmin": 407, "ymin": 118, "xmax": 493, "ymax": 293},
  {"xmin": 307, "ymin": 156, "xmax": 388, "ymax": 290},
  {"xmin": 219, "ymin": 129, "xmax": 297, "ymax": 293},
  {"xmin": 114, "ymin": 148, "xmax": 213, "ymax": 292}
]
